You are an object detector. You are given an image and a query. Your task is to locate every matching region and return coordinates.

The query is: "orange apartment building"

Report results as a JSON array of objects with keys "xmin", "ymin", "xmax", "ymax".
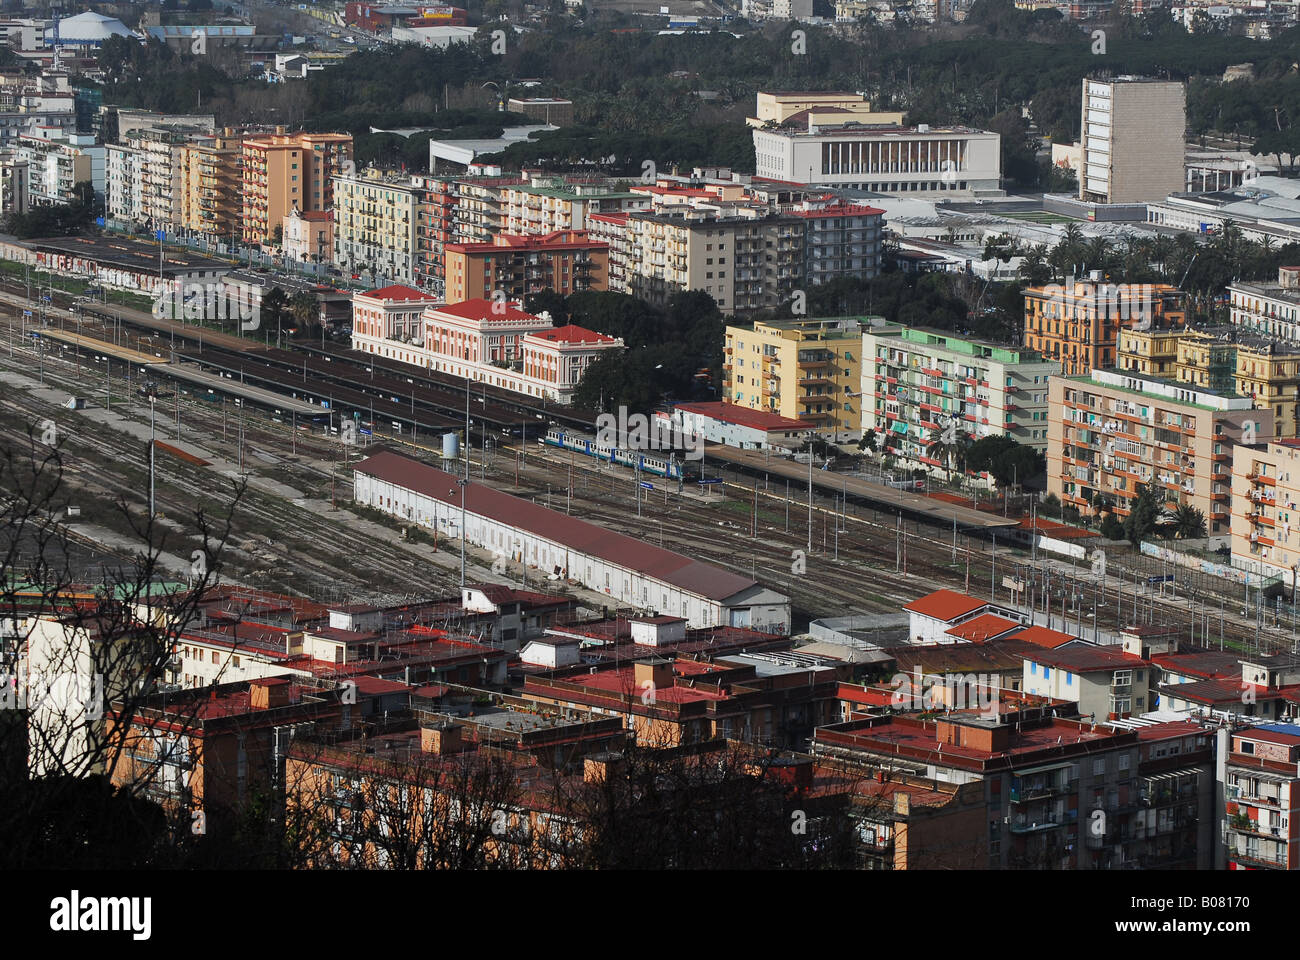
[
  {"xmin": 1023, "ymin": 281, "xmax": 1186, "ymax": 376},
  {"xmin": 1048, "ymin": 368, "xmax": 1268, "ymax": 534},
  {"xmin": 241, "ymin": 130, "xmax": 353, "ymax": 247},
  {"xmin": 442, "ymin": 230, "xmax": 608, "ymax": 304},
  {"xmin": 106, "ymin": 678, "xmax": 347, "ymax": 835}
]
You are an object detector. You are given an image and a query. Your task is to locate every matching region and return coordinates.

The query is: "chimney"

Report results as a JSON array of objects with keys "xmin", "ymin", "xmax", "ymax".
[
  {"xmin": 583, "ymin": 752, "xmax": 626, "ymax": 784},
  {"xmin": 249, "ymin": 677, "xmax": 290, "ymax": 710},
  {"xmin": 894, "ymin": 792, "xmax": 911, "ymax": 816},
  {"xmin": 421, "ymin": 721, "xmax": 464, "ymax": 755},
  {"xmin": 633, "ymin": 657, "xmax": 675, "ymax": 696}
]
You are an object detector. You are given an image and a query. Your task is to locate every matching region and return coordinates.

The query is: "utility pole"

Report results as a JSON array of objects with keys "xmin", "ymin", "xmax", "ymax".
[
  {"xmin": 807, "ymin": 434, "xmax": 814, "ymax": 554},
  {"xmin": 148, "ymin": 396, "xmax": 156, "ymax": 519}
]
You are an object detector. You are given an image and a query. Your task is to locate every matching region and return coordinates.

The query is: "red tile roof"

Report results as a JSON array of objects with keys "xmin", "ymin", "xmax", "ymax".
[
  {"xmin": 1007, "ymin": 625, "xmax": 1078, "ymax": 649},
  {"xmin": 525, "ymin": 323, "xmax": 619, "ymax": 345},
  {"xmin": 668, "ymin": 401, "xmax": 813, "ymax": 432},
  {"xmin": 903, "ymin": 589, "xmax": 987, "ymax": 624},
  {"xmin": 360, "ymin": 284, "xmax": 436, "ymax": 302},
  {"xmin": 354, "ymin": 452, "xmax": 763, "ymax": 602},
  {"xmin": 434, "ymin": 298, "xmax": 536, "ymax": 322},
  {"xmin": 944, "ymin": 613, "xmax": 1021, "ymax": 642}
]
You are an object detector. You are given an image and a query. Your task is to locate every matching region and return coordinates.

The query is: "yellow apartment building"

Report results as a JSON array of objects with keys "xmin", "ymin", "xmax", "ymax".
[
  {"xmin": 179, "ymin": 128, "xmax": 242, "ymax": 241},
  {"xmin": 724, "ymin": 316, "xmax": 863, "ymax": 439}
]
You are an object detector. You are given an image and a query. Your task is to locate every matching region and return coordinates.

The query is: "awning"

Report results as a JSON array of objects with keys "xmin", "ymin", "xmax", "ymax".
[{"xmin": 891, "ymin": 421, "xmax": 908, "ymax": 435}]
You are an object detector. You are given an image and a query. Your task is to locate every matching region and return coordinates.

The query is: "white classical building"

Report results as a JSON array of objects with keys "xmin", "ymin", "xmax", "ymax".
[
  {"xmin": 354, "ymin": 451, "xmax": 791, "ymax": 632},
  {"xmin": 350, "ymin": 293, "xmax": 625, "ymax": 403}
]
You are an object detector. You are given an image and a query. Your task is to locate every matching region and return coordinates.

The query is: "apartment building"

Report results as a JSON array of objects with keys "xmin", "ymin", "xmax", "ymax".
[
  {"xmin": 623, "ymin": 203, "xmax": 882, "ymax": 314},
  {"xmin": 814, "ymin": 707, "xmax": 1150, "ymax": 869},
  {"xmin": 753, "ymin": 108, "xmax": 1001, "ymax": 197},
  {"xmin": 725, "ymin": 316, "xmax": 863, "ymax": 439},
  {"xmin": 1119, "ymin": 321, "xmax": 1300, "ymax": 439},
  {"xmin": 861, "ymin": 324, "xmax": 1059, "ymax": 468},
  {"xmin": 282, "ymin": 207, "xmax": 332, "ymax": 263},
  {"xmin": 332, "ymin": 168, "xmax": 419, "ymax": 285},
  {"xmin": 522, "ymin": 655, "xmax": 839, "ymax": 749},
  {"xmin": 0, "ymin": 155, "xmax": 27, "ymax": 216},
  {"xmin": 8, "ymin": 130, "xmax": 102, "ymax": 205},
  {"xmin": 1079, "ymin": 77, "xmax": 1186, "ymax": 205},
  {"xmin": 1229, "ymin": 266, "xmax": 1300, "ymax": 341},
  {"xmin": 451, "ymin": 174, "xmax": 525, "ymax": 245},
  {"xmin": 1230, "ymin": 438, "xmax": 1300, "ymax": 585},
  {"xmin": 1048, "ymin": 368, "xmax": 1268, "ymax": 533},
  {"xmin": 412, "ymin": 173, "xmax": 457, "ymax": 292},
  {"xmin": 1023, "ymin": 280, "xmax": 1187, "ymax": 376},
  {"xmin": 178, "ymin": 128, "xmax": 242, "ymax": 241},
  {"xmin": 587, "ymin": 212, "xmax": 630, "ymax": 293},
  {"xmin": 103, "ymin": 141, "xmax": 143, "ymax": 225},
  {"xmin": 501, "ymin": 176, "xmax": 646, "ymax": 234},
  {"xmin": 1020, "ymin": 644, "xmax": 1153, "ymax": 720},
  {"xmin": 106, "ymin": 679, "xmax": 347, "ymax": 834},
  {"xmin": 442, "ymin": 230, "xmax": 608, "ymax": 303},
  {"xmin": 1220, "ymin": 723, "xmax": 1300, "ymax": 870},
  {"xmin": 242, "ymin": 129, "xmax": 352, "ymax": 246}
]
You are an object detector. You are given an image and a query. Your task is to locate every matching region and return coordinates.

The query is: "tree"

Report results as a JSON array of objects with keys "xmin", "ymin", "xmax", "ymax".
[
  {"xmin": 0, "ymin": 420, "xmax": 246, "ymax": 867},
  {"xmin": 964, "ymin": 435, "xmax": 1044, "ymax": 488},
  {"xmin": 287, "ymin": 290, "xmax": 320, "ymax": 337},
  {"xmin": 1173, "ymin": 503, "xmax": 1207, "ymax": 540},
  {"xmin": 1122, "ymin": 483, "xmax": 1161, "ymax": 547},
  {"xmin": 260, "ymin": 287, "xmax": 288, "ymax": 343}
]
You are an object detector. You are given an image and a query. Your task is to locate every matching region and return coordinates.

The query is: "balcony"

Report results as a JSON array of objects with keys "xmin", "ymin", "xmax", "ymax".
[{"xmin": 1008, "ymin": 816, "xmax": 1065, "ymax": 834}]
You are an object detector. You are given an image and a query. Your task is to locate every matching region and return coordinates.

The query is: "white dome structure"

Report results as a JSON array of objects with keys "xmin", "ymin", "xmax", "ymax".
[{"xmin": 54, "ymin": 12, "xmax": 136, "ymax": 45}]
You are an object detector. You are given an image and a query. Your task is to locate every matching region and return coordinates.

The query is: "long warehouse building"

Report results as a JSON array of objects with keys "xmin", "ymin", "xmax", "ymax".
[{"xmin": 354, "ymin": 451, "xmax": 791, "ymax": 633}]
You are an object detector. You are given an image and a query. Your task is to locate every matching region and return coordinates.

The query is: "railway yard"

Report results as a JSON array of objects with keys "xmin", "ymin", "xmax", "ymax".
[{"xmin": 0, "ymin": 281, "xmax": 1294, "ymax": 658}]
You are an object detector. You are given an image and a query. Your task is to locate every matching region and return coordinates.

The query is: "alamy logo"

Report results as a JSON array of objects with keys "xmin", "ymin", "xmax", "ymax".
[
  {"xmin": 1041, "ymin": 282, "xmax": 1155, "ymax": 325},
  {"xmin": 50, "ymin": 891, "xmax": 151, "ymax": 940},
  {"xmin": 890, "ymin": 667, "xmax": 1000, "ymax": 719},
  {"xmin": 152, "ymin": 280, "xmax": 259, "ymax": 331},
  {"xmin": 595, "ymin": 407, "xmax": 703, "ymax": 461}
]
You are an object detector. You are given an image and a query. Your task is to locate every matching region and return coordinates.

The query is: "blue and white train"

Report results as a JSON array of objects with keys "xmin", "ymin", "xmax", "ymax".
[{"xmin": 542, "ymin": 427, "xmax": 700, "ymax": 481}]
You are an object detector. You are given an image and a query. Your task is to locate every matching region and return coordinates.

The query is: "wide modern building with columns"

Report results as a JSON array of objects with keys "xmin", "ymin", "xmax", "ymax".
[
  {"xmin": 353, "ymin": 451, "xmax": 791, "ymax": 633},
  {"xmin": 752, "ymin": 91, "xmax": 1002, "ymax": 198}
]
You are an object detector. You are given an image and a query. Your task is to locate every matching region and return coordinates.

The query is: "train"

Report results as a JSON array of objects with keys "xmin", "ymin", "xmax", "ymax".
[{"xmin": 541, "ymin": 427, "xmax": 701, "ymax": 481}]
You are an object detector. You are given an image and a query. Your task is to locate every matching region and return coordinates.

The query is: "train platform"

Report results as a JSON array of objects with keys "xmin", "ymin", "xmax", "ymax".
[{"xmin": 702, "ymin": 444, "xmax": 1021, "ymax": 530}]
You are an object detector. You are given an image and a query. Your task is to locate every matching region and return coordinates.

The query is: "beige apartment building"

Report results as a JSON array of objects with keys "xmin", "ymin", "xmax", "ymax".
[
  {"xmin": 1079, "ymin": 77, "xmax": 1186, "ymax": 205},
  {"xmin": 1048, "ymin": 368, "xmax": 1268, "ymax": 535},
  {"xmin": 241, "ymin": 130, "xmax": 352, "ymax": 246},
  {"xmin": 332, "ymin": 168, "xmax": 419, "ymax": 285},
  {"xmin": 179, "ymin": 128, "xmax": 242, "ymax": 241},
  {"xmin": 1231, "ymin": 439, "xmax": 1300, "ymax": 586},
  {"xmin": 725, "ymin": 316, "xmax": 863, "ymax": 439}
]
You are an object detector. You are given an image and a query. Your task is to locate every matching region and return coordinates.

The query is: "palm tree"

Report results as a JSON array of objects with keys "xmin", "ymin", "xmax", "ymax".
[
  {"xmin": 1174, "ymin": 504, "xmax": 1207, "ymax": 539},
  {"xmin": 288, "ymin": 291, "xmax": 320, "ymax": 335}
]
